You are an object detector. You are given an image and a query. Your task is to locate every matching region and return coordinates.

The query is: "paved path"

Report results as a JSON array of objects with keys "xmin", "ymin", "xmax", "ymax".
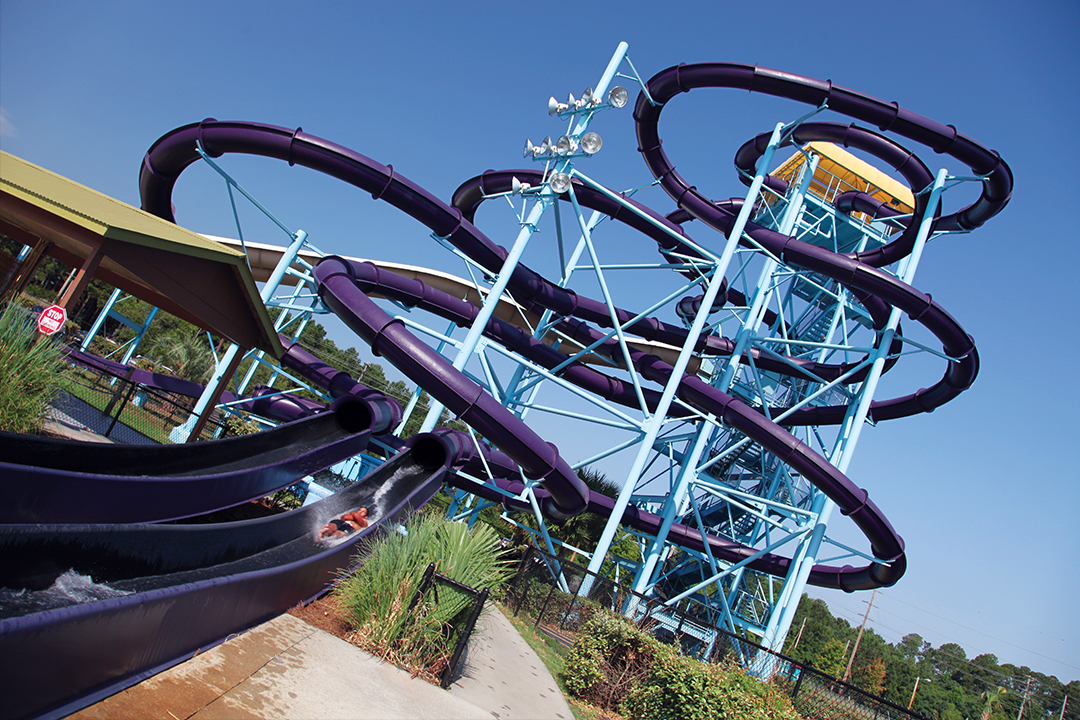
[
  {"xmin": 70, "ymin": 608, "xmax": 573, "ymax": 720},
  {"xmin": 447, "ymin": 608, "xmax": 573, "ymax": 719}
]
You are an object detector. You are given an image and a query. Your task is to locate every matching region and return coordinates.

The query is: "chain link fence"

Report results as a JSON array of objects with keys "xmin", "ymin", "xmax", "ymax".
[
  {"xmin": 505, "ymin": 546, "xmax": 929, "ymax": 720},
  {"xmin": 56, "ymin": 349, "xmax": 233, "ymax": 444}
]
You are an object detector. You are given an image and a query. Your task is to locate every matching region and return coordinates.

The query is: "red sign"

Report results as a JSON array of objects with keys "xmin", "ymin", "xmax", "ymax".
[{"xmin": 37, "ymin": 304, "xmax": 67, "ymax": 336}]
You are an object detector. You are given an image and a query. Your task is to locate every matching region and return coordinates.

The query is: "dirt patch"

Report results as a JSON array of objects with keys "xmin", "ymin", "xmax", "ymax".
[
  {"xmin": 288, "ymin": 594, "xmax": 353, "ymax": 640},
  {"xmin": 289, "ymin": 594, "xmax": 448, "ymax": 686}
]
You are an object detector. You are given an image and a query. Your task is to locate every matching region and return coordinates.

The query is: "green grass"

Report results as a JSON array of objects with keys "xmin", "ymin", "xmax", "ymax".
[
  {"xmin": 62, "ymin": 366, "xmax": 226, "ymax": 444},
  {"xmin": 61, "ymin": 371, "xmax": 174, "ymax": 443}
]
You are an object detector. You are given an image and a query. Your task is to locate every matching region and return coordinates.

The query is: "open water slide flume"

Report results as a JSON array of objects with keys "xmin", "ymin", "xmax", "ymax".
[
  {"xmin": 137, "ymin": 59, "xmax": 1010, "ymax": 591},
  {"xmin": 0, "ymin": 57, "xmax": 1009, "ymax": 720}
]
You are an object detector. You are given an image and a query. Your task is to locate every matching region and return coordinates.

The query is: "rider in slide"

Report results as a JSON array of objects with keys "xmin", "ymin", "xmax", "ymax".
[{"xmin": 319, "ymin": 508, "xmax": 369, "ymax": 539}]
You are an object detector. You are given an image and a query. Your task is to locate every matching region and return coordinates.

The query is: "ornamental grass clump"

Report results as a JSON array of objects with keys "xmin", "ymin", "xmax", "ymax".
[
  {"xmin": 334, "ymin": 513, "xmax": 509, "ymax": 682},
  {"xmin": 0, "ymin": 302, "xmax": 72, "ymax": 434}
]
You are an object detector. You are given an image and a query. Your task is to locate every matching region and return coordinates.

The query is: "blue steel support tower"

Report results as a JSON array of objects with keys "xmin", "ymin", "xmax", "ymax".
[
  {"xmin": 612, "ymin": 141, "xmax": 945, "ymax": 653},
  {"xmin": 428, "ymin": 48, "xmax": 979, "ymax": 657}
]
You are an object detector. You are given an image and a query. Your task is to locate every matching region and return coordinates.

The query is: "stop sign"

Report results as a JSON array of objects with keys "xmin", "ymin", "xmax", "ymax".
[{"xmin": 37, "ymin": 304, "xmax": 67, "ymax": 336}]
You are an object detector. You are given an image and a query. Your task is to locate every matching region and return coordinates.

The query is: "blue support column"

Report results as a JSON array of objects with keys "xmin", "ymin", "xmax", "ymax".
[
  {"xmin": 119, "ymin": 307, "xmax": 159, "ymax": 365},
  {"xmin": 80, "ymin": 288, "xmax": 122, "ymax": 352},
  {"xmin": 171, "ymin": 230, "xmax": 309, "ymax": 443},
  {"xmin": 759, "ymin": 168, "xmax": 949, "ymax": 653},
  {"xmin": 629, "ymin": 154, "xmax": 820, "ymax": 600},
  {"xmin": 584, "ymin": 122, "xmax": 788, "ymax": 589}
]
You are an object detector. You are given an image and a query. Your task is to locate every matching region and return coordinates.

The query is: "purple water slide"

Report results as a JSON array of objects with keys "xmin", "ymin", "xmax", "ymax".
[
  {"xmin": 136, "ymin": 119, "xmax": 905, "ymax": 587},
  {"xmin": 140, "ymin": 120, "xmax": 590, "ymax": 520},
  {"xmin": 0, "ymin": 394, "xmax": 391, "ymax": 523},
  {"xmin": 634, "ymin": 63, "xmax": 1011, "ymax": 243},
  {"xmin": 0, "ymin": 435, "xmax": 455, "ymax": 720},
  {"xmin": 63, "ymin": 347, "xmax": 328, "ymax": 423},
  {"xmin": 631, "ymin": 64, "xmax": 1011, "ymax": 422},
  {"xmin": 64, "ymin": 347, "xmax": 208, "ymax": 399},
  {"xmin": 138, "ymin": 68, "xmax": 1010, "ymax": 592},
  {"xmin": 310, "ymin": 257, "xmax": 902, "ymax": 591}
]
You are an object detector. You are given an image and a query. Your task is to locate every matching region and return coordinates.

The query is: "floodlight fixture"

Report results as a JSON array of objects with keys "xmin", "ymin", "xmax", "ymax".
[
  {"xmin": 511, "ymin": 176, "xmax": 532, "ymax": 194},
  {"xmin": 580, "ymin": 132, "xmax": 603, "ymax": 155},
  {"xmin": 549, "ymin": 172, "xmax": 572, "ymax": 194},
  {"xmin": 608, "ymin": 86, "xmax": 629, "ymax": 108},
  {"xmin": 524, "ymin": 139, "xmax": 536, "ymax": 158},
  {"xmin": 549, "ymin": 96, "xmax": 570, "ymax": 116},
  {"xmin": 556, "ymin": 135, "xmax": 578, "ymax": 155},
  {"xmin": 538, "ymin": 136, "xmax": 553, "ymax": 156}
]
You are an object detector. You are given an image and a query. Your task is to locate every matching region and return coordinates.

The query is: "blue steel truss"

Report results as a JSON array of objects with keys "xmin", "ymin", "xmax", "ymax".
[
  {"xmin": 76, "ymin": 43, "xmax": 982, "ymax": 659},
  {"xmin": 431, "ymin": 46, "xmax": 971, "ymax": 657}
]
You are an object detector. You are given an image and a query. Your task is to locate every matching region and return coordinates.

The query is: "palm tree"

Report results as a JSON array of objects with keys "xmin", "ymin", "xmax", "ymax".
[
  {"xmin": 148, "ymin": 331, "xmax": 215, "ymax": 383},
  {"xmin": 980, "ymin": 686, "xmax": 1007, "ymax": 720},
  {"xmin": 552, "ymin": 468, "xmax": 621, "ymax": 560},
  {"xmin": 147, "ymin": 331, "xmax": 216, "ymax": 428}
]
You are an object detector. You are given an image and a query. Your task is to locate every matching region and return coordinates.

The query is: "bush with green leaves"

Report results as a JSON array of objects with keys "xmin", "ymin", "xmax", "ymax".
[
  {"xmin": 0, "ymin": 302, "xmax": 72, "ymax": 434},
  {"xmin": 561, "ymin": 609, "xmax": 802, "ymax": 720},
  {"xmin": 623, "ymin": 653, "xmax": 803, "ymax": 720},
  {"xmin": 335, "ymin": 514, "xmax": 510, "ymax": 681},
  {"xmin": 560, "ymin": 611, "xmax": 664, "ymax": 708}
]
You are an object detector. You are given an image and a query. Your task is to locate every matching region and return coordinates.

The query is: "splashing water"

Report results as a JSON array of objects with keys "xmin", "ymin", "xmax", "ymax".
[{"xmin": 0, "ymin": 570, "xmax": 133, "ymax": 619}]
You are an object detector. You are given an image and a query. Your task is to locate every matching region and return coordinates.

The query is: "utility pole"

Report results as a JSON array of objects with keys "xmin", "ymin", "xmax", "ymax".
[
  {"xmin": 787, "ymin": 617, "xmax": 807, "ymax": 654},
  {"xmin": 1017, "ymin": 676, "xmax": 1033, "ymax": 719},
  {"xmin": 843, "ymin": 588, "xmax": 877, "ymax": 682},
  {"xmin": 908, "ymin": 677, "xmax": 930, "ymax": 710}
]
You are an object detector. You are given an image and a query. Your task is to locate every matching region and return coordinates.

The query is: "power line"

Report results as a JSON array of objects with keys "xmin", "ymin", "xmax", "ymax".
[
  {"xmin": 818, "ymin": 592, "xmax": 1079, "ymax": 677},
  {"xmin": 881, "ymin": 594, "xmax": 1079, "ymax": 672},
  {"xmin": 809, "ymin": 596, "xmax": 1079, "ymax": 702}
]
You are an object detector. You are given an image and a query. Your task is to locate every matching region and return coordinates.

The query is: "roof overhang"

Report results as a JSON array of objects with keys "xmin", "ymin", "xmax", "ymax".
[
  {"xmin": 0, "ymin": 152, "xmax": 283, "ymax": 358},
  {"xmin": 209, "ymin": 235, "xmax": 700, "ymax": 373}
]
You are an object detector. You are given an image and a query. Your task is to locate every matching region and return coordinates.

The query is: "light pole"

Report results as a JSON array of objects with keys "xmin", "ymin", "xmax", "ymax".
[{"xmin": 909, "ymin": 677, "xmax": 931, "ymax": 710}]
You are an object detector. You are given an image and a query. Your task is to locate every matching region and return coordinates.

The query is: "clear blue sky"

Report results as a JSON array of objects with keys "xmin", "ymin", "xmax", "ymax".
[{"xmin": 2, "ymin": 0, "xmax": 1078, "ymax": 684}]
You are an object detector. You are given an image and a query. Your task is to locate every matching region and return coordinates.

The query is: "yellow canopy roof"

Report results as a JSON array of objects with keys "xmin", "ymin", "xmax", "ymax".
[{"xmin": 772, "ymin": 141, "xmax": 915, "ymax": 216}]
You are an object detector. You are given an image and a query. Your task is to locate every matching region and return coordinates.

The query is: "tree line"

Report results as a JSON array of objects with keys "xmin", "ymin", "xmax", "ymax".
[{"xmin": 785, "ymin": 594, "xmax": 1077, "ymax": 719}]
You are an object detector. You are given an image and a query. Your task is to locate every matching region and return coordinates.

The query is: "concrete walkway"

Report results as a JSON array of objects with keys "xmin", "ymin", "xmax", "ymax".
[{"xmin": 70, "ymin": 607, "xmax": 573, "ymax": 720}]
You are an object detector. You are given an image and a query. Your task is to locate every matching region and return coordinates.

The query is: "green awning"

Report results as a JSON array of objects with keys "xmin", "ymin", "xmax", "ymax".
[{"xmin": 1, "ymin": 151, "xmax": 282, "ymax": 358}]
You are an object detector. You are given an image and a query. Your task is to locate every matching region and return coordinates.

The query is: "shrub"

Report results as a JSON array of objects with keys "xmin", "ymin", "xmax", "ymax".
[
  {"xmin": 0, "ymin": 302, "xmax": 72, "ymax": 434},
  {"xmin": 335, "ymin": 514, "xmax": 510, "ymax": 681},
  {"xmin": 560, "ymin": 612, "xmax": 663, "ymax": 708},
  {"xmin": 623, "ymin": 654, "xmax": 803, "ymax": 720},
  {"xmin": 223, "ymin": 413, "xmax": 261, "ymax": 436},
  {"xmin": 560, "ymin": 608, "xmax": 802, "ymax": 720}
]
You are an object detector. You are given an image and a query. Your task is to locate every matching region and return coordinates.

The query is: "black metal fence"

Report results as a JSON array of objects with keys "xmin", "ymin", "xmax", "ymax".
[
  {"xmin": 406, "ymin": 563, "xmax": 490, "ymax": 689},
  {"xmin": 506, "ymin": 546, "xmax": 929, "ymax": 720},
  {"xmin": 57, "ymin": 351, "xmax": 234, "ymax": 444}
]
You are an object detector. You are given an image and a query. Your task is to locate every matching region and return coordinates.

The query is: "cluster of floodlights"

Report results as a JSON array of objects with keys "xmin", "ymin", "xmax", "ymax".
[
  {"xmin": 523, "ymin": 132, "xmax": 604, "ymax": 160},
  {"xmin": 516, "ymin": 85, "xmax": 629, "ymax": 194},
  {"xmin": 548, "ymin": 85, "xmax": 630, "ymax": 115},
  {"xmin": 510, "ymin": 170, "xmax": 574, "ymax": 195}
]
